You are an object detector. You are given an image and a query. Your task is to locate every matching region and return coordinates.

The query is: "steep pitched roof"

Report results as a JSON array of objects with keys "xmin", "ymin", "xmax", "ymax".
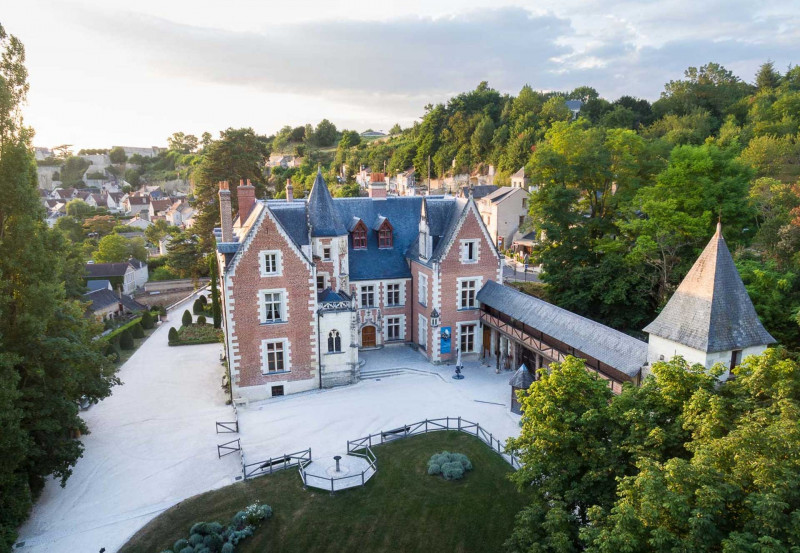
[
  {"xmin": 643, "ymin": 223, "xmax": 776, "ymax": 352},
  {"xmin": 509, "ymin": 364, "xmax": 534, "ymax": 389},
  {"xmin": 482, "ymin": 187, "xmax": 518, "ymax": 204},
  {"xmin": 511, "ymin": 167, "xmax": 525, "ymax": 179},
  {"xmin": 85, "ymin": 262, "xmax": 131, "ymax": 278},
  {"xmin": 477, "ymin": 281, "xmax": 647, "ymax": 377},
  {"xmin": 307, "ymin": 171, "xmax": 347, "ymax": 236}
]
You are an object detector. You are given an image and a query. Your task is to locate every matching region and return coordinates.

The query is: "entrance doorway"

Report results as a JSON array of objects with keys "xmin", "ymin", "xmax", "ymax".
[{"xmin": 361, "ymin": 325, "xmax": 377, "ymax": 348}]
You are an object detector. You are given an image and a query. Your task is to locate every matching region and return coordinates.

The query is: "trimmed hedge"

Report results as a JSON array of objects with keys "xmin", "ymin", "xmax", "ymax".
[
  {"xmin": 193, "ymin": 298, "xmax": 205, "ymax": 315},
  {"xmin": 168, "ymin": 327, "xmax": 179, "ymax": 343},
  {"xmin": 131, "ymin": 322, "xmax": 145, "ymax": 339},
  {"xmin": 140, "ymin": 310, "xmax": 154, "ymax": 329},
  {"xmin": 119, "ymin": 329, "xmax": 134, "ymax": 350},
  {"xmin": 197, "ymin": 315, "xmax": 207, "ymax": 325}
]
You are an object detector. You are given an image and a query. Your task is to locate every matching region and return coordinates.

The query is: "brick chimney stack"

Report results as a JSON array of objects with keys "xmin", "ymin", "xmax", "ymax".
[
  {"xmin": 237, "ymin": 179, "xmax": 256, "ymax": 221},
  {"xmin": 218, "ymin": 181, "xmax": 233, "ymax": 242},
  {"xmin": 286, "ymin": 178, "xmax": 293, "ymax": 202},
  {"xmin": 368, "ymin": 172, "xmax": 387, "ymax": 199}
]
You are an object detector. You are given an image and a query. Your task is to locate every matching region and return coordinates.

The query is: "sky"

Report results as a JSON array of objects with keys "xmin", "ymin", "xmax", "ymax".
[{"xmin": 4, "ymin": 0, "xmax": 799, "ymax": 150}]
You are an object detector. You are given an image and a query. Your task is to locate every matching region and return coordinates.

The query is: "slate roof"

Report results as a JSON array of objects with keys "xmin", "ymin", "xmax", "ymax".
[
  {"xmin": 509, "ymin": 364, "xmax": 534, "ymax": 389},
  {"xmin": 83, "ymin": 288, "xmax": 146, "ymax": 312},
  {"xmin": 266, "ymin": 202, "xmax": 310, "ymax": 248},
  {"xmin": 565, "ymin": 99, "xmax": 584, "ymax": 111},
  {"xmin": 461, "ymin": 185, "xmax": 498, "ymax": 200},
  {"xmin": 477, "ymin": 280, "xmax": 647, "ymax": 377},
  {"xmin": 643, "ymin": 223, "xmax": 776, "ymax": 352},
  {"xmin": 512, "ymin": 167, "xmax": 526, "ymax": 179},
  {"xmin": 307, "ymin": 171, "xmax": 347, "ymax": 236},
  {"xmin": 85, "ymin": 262, "xmax": 131, "ymax": 278},
  {"xmin": 482, "ymin": 187, "xmax": 517, "ymax": 204},
  {"xmin": 87, "ymin": 279, "xmax": 112, "ymax": 291}
]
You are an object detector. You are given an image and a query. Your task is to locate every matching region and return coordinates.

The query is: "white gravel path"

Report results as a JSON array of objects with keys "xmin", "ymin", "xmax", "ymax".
[{"xmin": 15, "ymin": 295, "xmax": 239, "ymax": 553}]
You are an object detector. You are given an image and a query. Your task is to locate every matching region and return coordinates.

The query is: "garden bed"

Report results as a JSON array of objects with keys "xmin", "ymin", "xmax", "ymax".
[{"xmin": 169, "ymin": 323, "xmax": 223, "ymax": 346}]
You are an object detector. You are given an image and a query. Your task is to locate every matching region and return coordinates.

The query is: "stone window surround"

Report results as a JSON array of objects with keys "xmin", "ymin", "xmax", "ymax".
[
  {"xmin": 260, "ymin": 337, "xmax": 291, "ymax": 374},
  {"xmin": 259, "ymin": 250, "xmax": 283, "ymax": 277},
  {"xmin": 258, "ymin": 287, "xmax": 288, "ymax": 324}
]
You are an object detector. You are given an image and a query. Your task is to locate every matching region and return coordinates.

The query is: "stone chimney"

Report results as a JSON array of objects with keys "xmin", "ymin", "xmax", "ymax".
[
  {"xmin": 286, "ymin": 178, "xmax": 293, "ymax": 202},
  {"xmin": 368, "ymin": 172, "xmax": 387, "ymax": 199},
  {"xmin": 237, "ymin": 179, "xmax": 256, "ymax": 221},
  {"xmin": 218, "ymin": 181, "xmax": 233, "ymax": 243}
]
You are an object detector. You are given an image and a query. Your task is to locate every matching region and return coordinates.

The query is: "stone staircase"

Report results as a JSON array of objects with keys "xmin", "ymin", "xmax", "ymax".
[{"xmin": 359, "ymin": 367, "xmax": 443, "ymax": 381}]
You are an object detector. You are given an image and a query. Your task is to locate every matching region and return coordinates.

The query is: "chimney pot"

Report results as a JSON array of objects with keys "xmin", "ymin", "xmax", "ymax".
[{"xmin": 286, "ymin": 178, "xmax": 294, "ymax": 202}]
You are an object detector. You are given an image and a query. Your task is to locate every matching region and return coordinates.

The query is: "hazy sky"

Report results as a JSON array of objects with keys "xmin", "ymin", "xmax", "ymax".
[{"xmin": 4, "ymin": 0, "xmax": 798, "ymax": 149}]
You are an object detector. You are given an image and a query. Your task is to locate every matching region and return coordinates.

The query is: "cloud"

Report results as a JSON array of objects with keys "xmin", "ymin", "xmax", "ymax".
[{"xmin": 73, "ymin": 7, "xmax": 574, "ymax": 101}]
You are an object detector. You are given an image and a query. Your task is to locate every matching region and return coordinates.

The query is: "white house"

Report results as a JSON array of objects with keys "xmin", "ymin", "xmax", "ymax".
[
  {"xmin": 476, "ymin": 186, "xmax": 530, "ymax": 250},
  {"xmin": 644, "ymin": 222, "xmax": 775, "ymax": 379}
]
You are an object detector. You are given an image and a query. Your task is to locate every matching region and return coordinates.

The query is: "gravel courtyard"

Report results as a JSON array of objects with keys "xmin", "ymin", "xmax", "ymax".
[
  {"xmin": 236, "ymin": 347, "xmax": 522, "ymax": 469},
  {"xmin": 15, "ymin": 296, "xmax": 239, "ymax": 553},
  {"xmin": 15, "ymin": 314, "xmax": 522, "ymax": 553}
]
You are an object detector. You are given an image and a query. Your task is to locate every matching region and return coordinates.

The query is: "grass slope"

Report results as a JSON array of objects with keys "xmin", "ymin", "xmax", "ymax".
[{"xmin": 120, "ymin": 431, "xmax": 525, "ymax": 553}]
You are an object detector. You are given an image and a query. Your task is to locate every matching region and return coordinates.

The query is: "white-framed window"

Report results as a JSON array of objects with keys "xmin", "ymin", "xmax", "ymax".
[
  {"xmin": 458, "ymin": 279, "xmax": 478, "ymax": 310},
  {"xmin": 418, "ymin": 273, "xmax": 428, "ymax": 306},
  {"xmin": 259, "ymin": 250, "xmax": 282, "ymax": 277},
  {"xmin": 460, "ymin": 240, "xmax": 479, "ymax": 263},
  {"xmin": 327, "ymin": 330, "xmax": 342, "ymax": 353},
  {"xmin": 316, "ymin": 274, "xmax": 327, "ymax": 292},
  {"xmin": 386, "ymin": 316, "xmax": 403, "ymax": 341},
  {"xmin": 258, "ymin": 289, "xmax": 287, "ymax": 324},
  {"xmin": 459, "ymin": 323, "xmax": 476, "ymax": 353},
  {"xmin": 260, "ymin": 338, "xmax": 289, "ymax": 373},
  {"xmin": 323, "ymin": 246, "xmax": 331, "ymax": 261},
  {"xmin": 418, "ymin": 315, "xmax": 427, "ymax": 350},
  {"xmin": 360, "ymin": 285, "xmax": 375, "ymax": 308},
  {"xmin": 386, "ymin": 283, "xmax": 401, "ymax": 306}
]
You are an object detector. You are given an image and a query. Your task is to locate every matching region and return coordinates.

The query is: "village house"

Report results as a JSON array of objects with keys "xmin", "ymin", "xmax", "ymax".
[
  {"xmin": 82, "ymin": 280, "xmax": 146, "ymax": 321},
  {"xmin": 476, "ymin": 186, "xmax": 530, "ymax": 250},
  {"xmin": 123, "ymin": 195, "xmax": 150, "ymax": 216},
  {"xmin": 510, "ymin": 167, "xmax": 531, "ymax": 190},
  {"xmin": 85, "ymin": 258, "xmax": 149, "ymax": 295},
  {"xmin": 148, "ymin": 197, "xmax": 173, "ymax": 220},
  {"xmin": 215, "ymin": 172, "xmax": 501, "ymax": 402}
]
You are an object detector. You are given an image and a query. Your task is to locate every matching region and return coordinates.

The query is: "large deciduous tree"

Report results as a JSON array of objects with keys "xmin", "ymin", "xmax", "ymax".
[{"xmin": 0, "ymin": 24, "xmax": 118, "ymax": 551}]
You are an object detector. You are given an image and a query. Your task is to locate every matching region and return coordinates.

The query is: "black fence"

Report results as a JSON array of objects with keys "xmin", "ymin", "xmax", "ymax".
[
  {"xmin": 243, "ymin": 448, "xmax": 312, "ymax": 479},
  {"xmin": 300, "ymin": 444, "xmax": 378, "ymax": 493},
  {"xmin": 217, "ymin": 438, "xmax": 241, "ymax": 458},
  {"xmin": 216, "ymin": 421, "xmax": 239, "ymax": 433},
  {"xmin": 347, "ymin": 416, "xmax": 520, "ymax": 470}
]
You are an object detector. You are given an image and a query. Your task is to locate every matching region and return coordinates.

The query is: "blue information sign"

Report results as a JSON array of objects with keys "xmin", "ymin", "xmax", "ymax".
[{"xmin": 440, "ymin": 326, "xmax": 452, "ymax": 354}]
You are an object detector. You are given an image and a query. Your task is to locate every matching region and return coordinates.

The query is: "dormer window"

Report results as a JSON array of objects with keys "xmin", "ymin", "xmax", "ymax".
[
  {"xmin": 378, "ymin": 219, "xmax": 393, "ymax": 249},
  {"xmin": 352, "ymin": 221, "xmax": 367, "ymax": 249},
  {"xmin": 419, "ymin": 231, "xmax": 429, "ymax": 260}
]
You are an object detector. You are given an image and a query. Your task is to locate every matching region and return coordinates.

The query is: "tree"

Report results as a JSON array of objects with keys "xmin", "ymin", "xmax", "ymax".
[
  {"xmin": 168, "ymin": 327, "xmax": 179, "ymax": 343},
  {"xmin": 144, "ymin": 218, "xmax": 172, "ymax": 246},
  {"xmin": 506, "ymin": 356, "xmax": 621, "ymax": 552},
  {"xmin": 59, "ymin": 156, "xmax": 90, "ymax": 186},
  {"xmin": 584, "ymin": 350, "xmax": 800, "ymax": 553},
  {"xmin": 167, "ymin": 132, "xmax": 199, "ymax": 154},
  {"xmin": 65, "ymin": 198, "xmax": 91, "ymax": 218},
  {"xmin": 191, "ymin": 127, "xmax": 269, "ymax": 251},
  {"xmin": 119, "ymin": 329, "xmax": 134, "ymax": 350},
  {"xmin": 93, "ymin": 234, "xmax": 145, "ymax": 263},
  {"xmin": 53, "ymin": 216, "xmax": 85, "ymax": 243},
  {"xmin": 182, "ymin": 310, "xmax": 192, "ymax": 327},
  {"xmin": 209, "ymin": 255, "xmax": 222, "ymax": 329},
  {"xmin": 755, "ymin": 60, "xmax": 781, "ymax": 91},
  {"xmin": 82, "ymin": 215, "xmax": 116, "ymax": 237},
  {"xmin": 165, "ymin": 232, "xmax": 207, "ymax": 279},
  {"xmin": 389, "ymin": 123, "xmax": 402, "ymax": 135},
  {"xmin": 193, "ymin": 297, "xmax": 205, "ymax": 315},
  {"xmin": 313, "ymin": 119, "xmax": 338, "ymax": 147},
  {"xmin": 0, "ymin": 24, "xmax": 118, "ymax": 550},
  {"xmin": 140, "ymin": 310, "xmax": 154, "ymax": 330},
  {"xmin": 124, "ymin": 168, "xmax": 141, "ymax": 187},
  {"xmin": 108, "ymin": 146, "xmax": 127, "ymax": 164}
]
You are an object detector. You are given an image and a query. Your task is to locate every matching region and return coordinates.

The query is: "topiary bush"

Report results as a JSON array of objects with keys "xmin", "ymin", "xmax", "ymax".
[
  {"xmin": 182, "ymin": 309, "xmax": 193, "ymax": 327},
  {"xmin": 141, "ymin": 309, "xmax": 154, "ymax": 329},
  {"xmin": 197, "ymin": 314, "xmax": 207, "ymax": 325},
  {"xmin": 427, "ymin": 451, "xmax": 473, "ymax": 480},
  {"xmin": 119, "ymin": 329, "xmax": 134, "ymax": 350},
  {"xmin": 131, "ymin": 322, "xmax": 145, "ymax": 339},
  {"xmin": 199, "ymin": 295, "xmax": 208, "ymax": 306},
  {"xmin": 168, "ymin": 327, "xmax": 179, "ymax": 343},
  {"xmin": 193, "ymin": 297, "xmax": 205, "ymax": 315}
]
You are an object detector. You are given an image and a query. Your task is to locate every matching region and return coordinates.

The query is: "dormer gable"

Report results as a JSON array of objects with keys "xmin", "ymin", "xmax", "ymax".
[
  {"xmin": 352, "ymin": 220, "xmax": 368, "ymax": 249},
  {"xmin": 376, "ymin": 217, "xmax": 393, "ymax": 249}
]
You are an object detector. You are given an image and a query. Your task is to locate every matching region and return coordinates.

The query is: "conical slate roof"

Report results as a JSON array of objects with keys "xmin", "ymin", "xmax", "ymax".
[
  {"xmin": 509, "ymin": 364, "xmax": 535, "ymax": 389},
  {"xmin": 643, "ymin": 223, "xmax": 775, "ymax": 353},
  {"xmin": 307, "ymin": 171, "xmax": 347, "ymax": 236}
]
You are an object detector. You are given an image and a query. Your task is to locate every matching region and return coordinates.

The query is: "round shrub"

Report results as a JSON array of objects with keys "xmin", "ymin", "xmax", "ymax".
[
  {"xmin": 221, "ymin": 543, "xmax": 234, "ymax": 553},
  {"xmin": 193, "ymin": 298, "xmax": 205, "ymax": 315},
  {"xmin": 173, "ymin": 538, "xmax": 189, "ymax": 551},
  {"xmin": 103, "ymin": 341, "xmax": 121, "ymax": 363},
  {"xmin": 189, "ymin": 531, "xmax": 205, "ymax": 545},
  {"xmin": 427, "ymin": 451, "xmax": 472, "ymax": 480},
  {"xmin": 158, "ymin": 304, "xmax": 167, "ymax": 316},
  {"xmin": 179, "ymin": 546, "xmax": 194, "ymax": 553},
  {"xmin": 197, "ymin": 315, "xmax": 207, "ymax": 326},
  {"xmin": 168, "ymin": 327, "xmax": 179, "ymax": 343},
  {"xmin": 140, "ymin": 310, "xmax": 154, "ymax": 329},
  {"xmin": 199, "ymin": 295, "xmax": 208, "ymax": 306},
  {"xmin": 131, "ymin": 322, "xmax": 145, "ymax": 339},
  {"xmin": 119, "ymin": 329, "xmax": 134, "ymax": 350},
  {"xmin": 203, "ymin": 533, "xmax": 223, "ymax": 550},
  {"xmin": 182, "ymin": 309, "xmax": 193, "ymax": 327}
]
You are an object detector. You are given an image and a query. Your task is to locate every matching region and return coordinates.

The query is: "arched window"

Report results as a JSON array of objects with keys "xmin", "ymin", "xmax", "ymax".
[{"xmin": 328, "ymin": 330, "xmax": 342, "ymax": 353}]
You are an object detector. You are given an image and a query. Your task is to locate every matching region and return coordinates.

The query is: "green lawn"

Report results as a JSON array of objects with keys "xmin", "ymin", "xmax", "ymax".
[{"xmin": 120, "ymin": 431, "xmax": 525, "ymax": 553}]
